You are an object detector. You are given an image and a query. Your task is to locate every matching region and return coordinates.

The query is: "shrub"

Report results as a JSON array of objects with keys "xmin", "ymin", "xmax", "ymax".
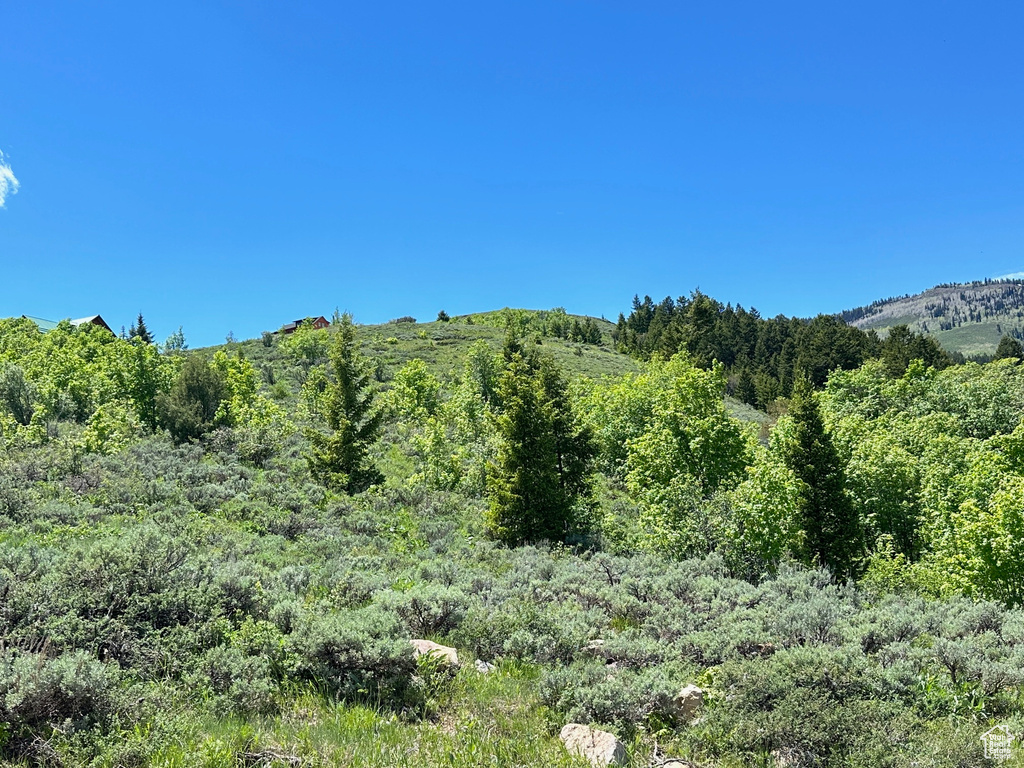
[
  {"xmin": 191, "ymin": 645, "xmax": 279, "ymax": 716},
  {"xmin": 0, "ymin": 650, "xmax": 117, "ymax": 751},
  {"xmin": 156, "ymin": 356, "xmax": 228, "ymax": 443},
  {"xmin": 540, "ymin": 661, "xmax": 684, "ymax": 734},
  {"xmin": 285, "ymin": 606, "xmax": 417, "ymax": 704},
  {"xmin": 377, "ymin": 583, "xmax": 468, "ymax": 637}
]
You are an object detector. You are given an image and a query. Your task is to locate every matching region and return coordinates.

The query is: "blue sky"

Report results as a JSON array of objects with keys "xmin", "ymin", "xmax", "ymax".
[{"xmin": 2, "ymin": 1, "xmax": 1023, "ymax": 347}]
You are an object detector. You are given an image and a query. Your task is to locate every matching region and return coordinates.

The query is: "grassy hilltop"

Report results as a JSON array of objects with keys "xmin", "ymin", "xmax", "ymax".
[{"xmin": 233, "ymin": 309, "xmax": 637, "ymax": 382}]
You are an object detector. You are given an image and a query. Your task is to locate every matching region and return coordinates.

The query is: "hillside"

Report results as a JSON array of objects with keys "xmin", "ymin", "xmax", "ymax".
[
  {"xmin": 839, "ymin": 279, "xmax": 1024, "ymax": 355},
  {"xmin": 225, "ymin": 309, "xmax": 765, "ymax": 425},
  {"xmin": 2, "ymin": 311, "xmax": 1024, "ymax": 765}
]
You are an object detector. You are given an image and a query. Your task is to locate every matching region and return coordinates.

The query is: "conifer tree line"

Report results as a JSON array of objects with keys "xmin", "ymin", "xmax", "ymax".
[{"xmin": 614, "ymin": 291, "xmax": 958, "ymax": 407}]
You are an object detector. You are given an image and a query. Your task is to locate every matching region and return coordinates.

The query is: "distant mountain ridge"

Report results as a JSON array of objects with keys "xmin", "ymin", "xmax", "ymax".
[{"xmin": 839, "ymin": 279, "xmax": 1024, "ymax": 356}]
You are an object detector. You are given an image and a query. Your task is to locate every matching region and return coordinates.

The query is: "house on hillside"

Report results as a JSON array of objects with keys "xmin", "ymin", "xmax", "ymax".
[
  {"xmin": 23, "ymin": 315, "xmax": 114, "ymax": 334},
  {"xmin": 279, "ymin": 316, "xmax": 330, "ymax": 334}
]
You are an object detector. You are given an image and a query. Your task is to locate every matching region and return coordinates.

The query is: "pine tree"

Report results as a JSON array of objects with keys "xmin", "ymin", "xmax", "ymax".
[
  {"xmin": 486, "ymin": 350, "xmax": 594, "ymax": 545},
  {"xmin": 306, "ymin": 314, "xmax": 383, "ymax": 494},
  {"xmin": 129, "ymin": 313, "xmax": 154, "ymax": 344},
  {"xmin": 781, "ymin": 379, "xmax": 862, "ymax": 577},
  {"xmin": 994, "ymin": 334, "xmax": 1024, "ymax": 361},
  {"xmin": 734, "ymin": 366, "xmax": 757, "ymax": 406}
]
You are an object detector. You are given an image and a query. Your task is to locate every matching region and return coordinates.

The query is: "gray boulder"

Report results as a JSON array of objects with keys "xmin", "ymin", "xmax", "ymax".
[{"xmin": 559, "ymin": 723, "xmax": 626, "ymax": 767}]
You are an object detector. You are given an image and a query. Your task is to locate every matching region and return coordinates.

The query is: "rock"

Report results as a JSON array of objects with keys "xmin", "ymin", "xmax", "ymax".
[
  {"xmin": 559, "ymin": 723, "xmax": 626, "ymax": 767},
  {"xmin": 771, "ymin": 747, "xmax": 811, "ymax": 768},
  {"xmin": 410, "ymin": 639, "xmax": 459, "ymax": 666},
  {"xmin": 672, "ymin": 684, "xmax": 704, "ymax": 721},
  {"xmin": 474, "ymin": 659, "xmax": 496, "ymax": 673},
  {"xmin": 662, "ymin": 761, "xmax": 699, "ymax": 768}
]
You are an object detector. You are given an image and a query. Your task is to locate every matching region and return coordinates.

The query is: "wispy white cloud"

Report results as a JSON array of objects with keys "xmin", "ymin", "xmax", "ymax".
[
  {"xmin": 0, "ymin": 151, "xmax": 19, "ymax": 208},
  {"xmin": 995, "ymin": 272, "xmax": 1024, "ymax": 280}
]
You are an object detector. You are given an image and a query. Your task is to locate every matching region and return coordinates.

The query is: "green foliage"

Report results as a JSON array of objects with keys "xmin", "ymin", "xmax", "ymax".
[
  {"xmin": 286, "ymin": 607, "xmax": 417, "ymax": 703},
  {"xmin": 778, "ymin": 380, "xmax": 862, "ymax": 577},
  {"xmin": 879, "ymin": 323, "xmax": 953, "ymax": 376},
  {"xmin": 82, "ymin": 399, "xmax": 143, "ymax": 455},
  {"xmin": 411, "ymin": 374, "xmax": 494, "ymax": 493},
  {"xmin": 723, "ymin": 445, "xmax": 802, "ymax": 574},
  {"xmin": 385, "ymin": 359, "xmax": 441, "ymax": 419},
  {"xmin": 580, "ymin": 354, "xmax": 752, "ymax": 558},
  {"xmin": 10, "ymin": 304, "xmax": 1024, "ymax": 765},
  {"xmin": 306, "ymin": 314, "xmax": 383, "ymax": 494},
  {"xmin": 164, "ymin": 325, "xmax": 188, "ymax": 353},
  {"xmin": 463, "ymin": 307, "xmax": 607, "ymax": 345},
  {"xmin": 113, "ymin": 337, "xmax": 172, "ymax": 429},
  {"xmin": 995, "ymin": 333, "xmax": 1024, "ymax": 361},
  {"xmin": 0, "ymin": 650, "xmax": 117, "ymax": 754},
  {"xmin": 616, "ymin": 291, "xmax": 880, "ymax": 405},
  {"xmin": 623, "ymin": 357, "xmax": 750, "ymax": 497},
  {"xmin": 486, "ymin": 349, "xmax": 595, "ymax": 545},
  {"xmin": 0, "ymin": 362, "xmax": 35, "ymax": 426},
  {"xmin": 281, "ymin": 319, "xmax": 329, "ymax": 371},
  {"xmin": 157, "ymin": 355, "xmax": 229, "ymax": 443},
  {"xmin": 129, "ymin": 312, "xmax": 154, "ymax": 344}
]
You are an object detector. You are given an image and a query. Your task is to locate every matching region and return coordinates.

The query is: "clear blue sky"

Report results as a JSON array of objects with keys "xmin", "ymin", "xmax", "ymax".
[{"xmin": 2, "ymin": 2, "xmax": 1023, "ymax": 347}]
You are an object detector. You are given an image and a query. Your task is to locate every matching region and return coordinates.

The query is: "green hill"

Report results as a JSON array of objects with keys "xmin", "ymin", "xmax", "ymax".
[
  {"xmin": 223, "ymin": 309, "xmax": 764, "ymax": 424},
  {"xmin": 840, "ymin": 279, "xmax": 1024, "ymax": 356}
]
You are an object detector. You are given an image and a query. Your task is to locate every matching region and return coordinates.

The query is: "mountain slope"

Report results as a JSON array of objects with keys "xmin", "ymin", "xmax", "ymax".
[{"xmin": 840, "ymin": 279, "xmax": 1024, "ymax": 355}]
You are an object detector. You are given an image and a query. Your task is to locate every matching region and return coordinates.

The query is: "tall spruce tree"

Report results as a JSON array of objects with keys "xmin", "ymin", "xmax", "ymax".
[
  {"xmin": 487, "ymin": 343, "xmax": 594, "ymax": 545},
  {"xmin": 781, "ymin": 378, "xmax": 862, "ymax": 577},
  {"xmin": 306, "ymin": 314, "xmax": 383, "ymax": 494},
  {"xmin": 994, "ymin": 334, "xmax": 1024, "ymax": 361},
  {"xmin": 129, "ymin": 313, "xmax": 154, "ymax": 344}
]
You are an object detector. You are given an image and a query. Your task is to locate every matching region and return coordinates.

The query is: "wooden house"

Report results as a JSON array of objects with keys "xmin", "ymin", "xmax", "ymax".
[{"xmin": 280, "ymin": 316, "xmax": 330, "ymax": 334}]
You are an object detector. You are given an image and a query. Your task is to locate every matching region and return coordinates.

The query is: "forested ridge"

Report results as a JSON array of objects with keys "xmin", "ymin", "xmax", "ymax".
[
  {"xmin": 1, "ymin": 305, "xmax": 1024, "ymax": 766},
  {"xmin": 613, "ymin": 291, "xmax": 957, "ymax": 409},
  {"xmin": 837, "ymin": 279, "xmax": 1024, "ymax": 356}
]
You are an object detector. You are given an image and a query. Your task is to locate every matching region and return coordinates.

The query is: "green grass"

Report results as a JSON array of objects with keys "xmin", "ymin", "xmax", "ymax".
[
  {"xmin": 359, "ymin": 315, "xmax": 637, "ymax": 382},
  {"xmin": 149, "ymin": 663, "xmax": 654, "ymax": 768},
  {"xmin": 214, "ymin": 313, "xmax": 639, "ymax": 385},
  {"xmin": 929, "ymin": 322, "xmax": 1006, "ymax": 356}
]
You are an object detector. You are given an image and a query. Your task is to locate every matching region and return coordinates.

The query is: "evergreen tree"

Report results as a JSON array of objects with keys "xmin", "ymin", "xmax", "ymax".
[
  {"xmin": 734, "ymin": 366, "xmax": 756, "ymax": 407},
  {"xmin": 780, "ymin": 379, "xmax": 862, "ymax": 577},
  {"xmin": 879, "ymin": 324, "xmax": 951, "ymax": 377},
  {"xmin": 129, "ymin": 313, "xmax": 154, "ymax": 344},
  {"xmin": 994, "ymin": 334, "xmax": 1024, "ymax": 361},
  {"xmin": 156, "ymin": 356, "xmax": 227, "ymax": 443},
  {"xmin": 486, "ymin": 351, "xmax": 594, "ymax": 545},
  {"xmin": 306, "ymin": 314, "xmax": 383, "ymax": 494}
]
